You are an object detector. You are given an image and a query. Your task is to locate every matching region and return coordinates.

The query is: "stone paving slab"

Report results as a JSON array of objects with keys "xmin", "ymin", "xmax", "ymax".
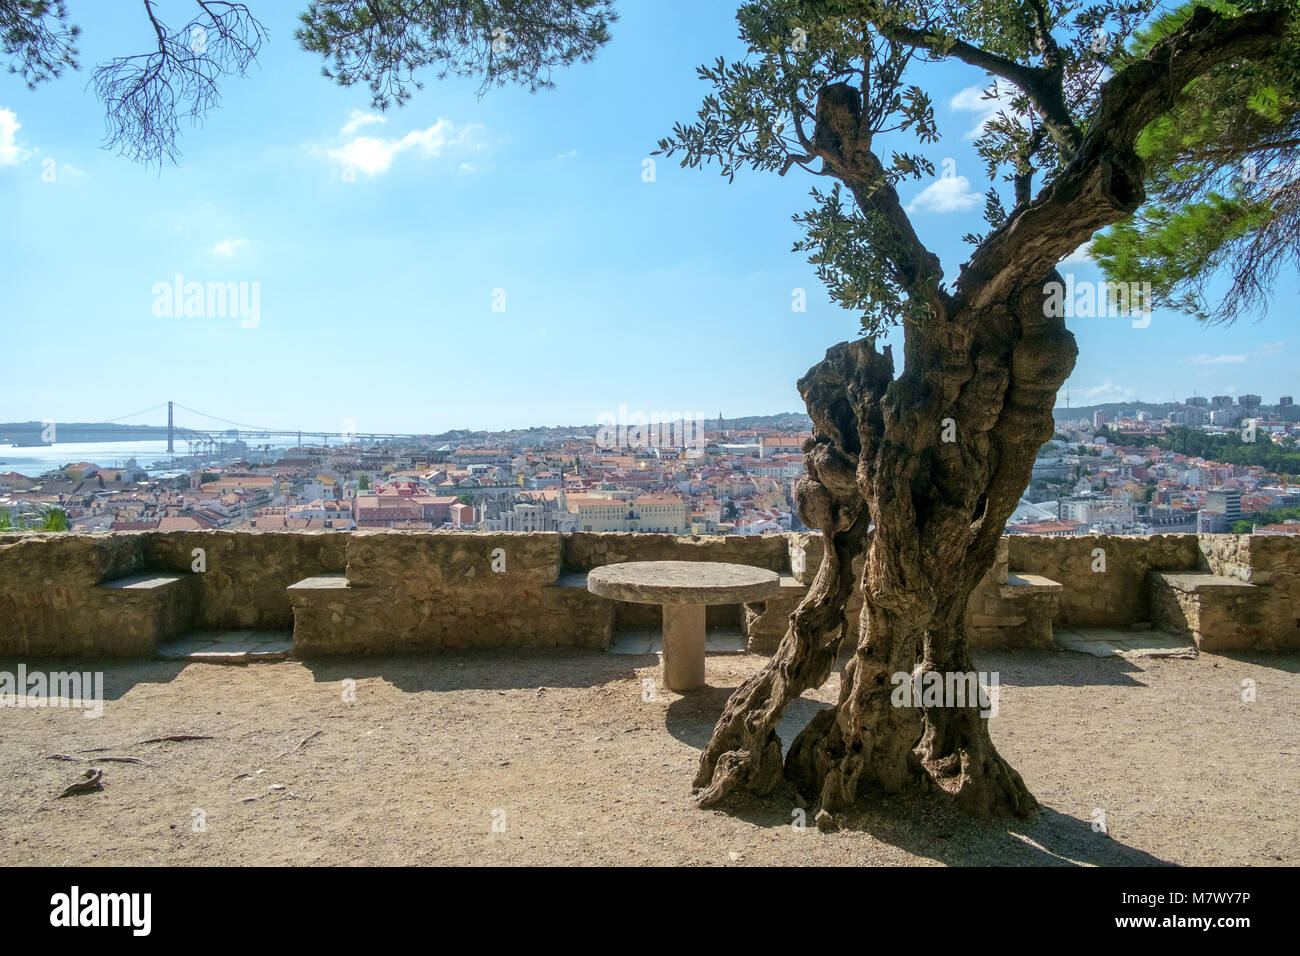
[
  {"xmin": 98, "ymin": 572, "xmax": 190, "ymax": 590},
  {"xmin": 609, "ymin": 628, "xmax": 746, "ymax": 656},
  {"xmin": 287, "ymin": 574, "xmax": 349, "ymax": 591},
  {"xmin": 1055, "ymin": 626, "xmax": 1196, "ymax": 659},
  {"xmin": 157, "ymin": 631, "xmax": 293, "ymax": 664},
  {"xmin": 155, "ymin": 638, "xmax": 221, "ymax": 658},
  {"xmin": 704, "ymin": 629, "xmax": 746, "ymax": 653},
  {"xmin": 609, "ymin": 630, "xmax": 654, "ymax": 655}
]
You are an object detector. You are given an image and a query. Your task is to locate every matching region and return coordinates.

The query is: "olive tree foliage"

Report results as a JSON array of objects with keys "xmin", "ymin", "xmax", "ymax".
[
  {"xmin": 654, "ymin": 0, "xmax": 1289, "ymax": 337},
  {"xmin": 0, "ymin": 0, "xmax": 613, "ymax": 164},
  {"xmin": 1093, "ymin": 0, "xmax": 1300, "ymax": 323}
]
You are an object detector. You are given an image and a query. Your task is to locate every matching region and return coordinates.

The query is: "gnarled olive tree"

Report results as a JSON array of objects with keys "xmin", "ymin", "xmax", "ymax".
[{"xmin": 657, "ymin": 0, "xmax": 1291, "ymax": 818}]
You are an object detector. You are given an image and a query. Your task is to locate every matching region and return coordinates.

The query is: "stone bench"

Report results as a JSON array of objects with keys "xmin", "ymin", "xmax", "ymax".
[
  {"xmin": 968, "ymin": 573, "xmax": 1063, "ymax": 649},
  {"xmin": 285, "ymin": 566, "xmax": 614, "ymax": 655},
  {"xmin": 93, "ymin": 572, "xmax": 196, "ymax": 655},
  {"xmin": 286, "ymin": 574, "xmax": 355, "ymax": 655},
  {"xmin": 1150, "ymin": 572, "xmax": 1264, "ymax": 652}
]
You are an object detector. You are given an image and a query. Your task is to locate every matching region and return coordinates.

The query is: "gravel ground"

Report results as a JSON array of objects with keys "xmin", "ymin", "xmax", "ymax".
[{"xmin": 0, "ymin": 646, "xmax": 1295, "ymax": 866}]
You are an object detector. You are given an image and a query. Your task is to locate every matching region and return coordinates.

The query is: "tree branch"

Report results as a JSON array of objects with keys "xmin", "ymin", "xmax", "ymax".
[
  {"xmin": 956, "ymin": 4, "xmax": 1292, "ymax": 313},
  {"xmin": 870, "ymin": 18, "xmax": 1082, "ymax": 156},
  {"xmin": 1092, "ymin": 5, "xmax": 1291, "ymax": 154},
  {"xmin": 809, "ymin": 82, "xmax": 946, "ymax": 312}
]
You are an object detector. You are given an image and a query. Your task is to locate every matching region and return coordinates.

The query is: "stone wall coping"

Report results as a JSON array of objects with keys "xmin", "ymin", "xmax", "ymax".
[{"xmin": 1155, "ymin": 572, "xmax": 1257, "ymax": 592}]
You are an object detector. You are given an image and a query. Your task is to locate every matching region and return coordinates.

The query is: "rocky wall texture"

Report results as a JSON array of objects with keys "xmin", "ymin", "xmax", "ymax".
[
  {"xmin": 0, "ymin": 532, "xmax": 151, "ymax": 656},
  {"xmin": 297, "ymin": 531, "xmax": 606, "ymax": 655},
  {"xmin": 562, "ymin": 532, "xmax": 789, "ymax": 572},
  {"xmin": 4, "ymin": 529, "xmax": 1299, "ymax": 657},
  {"xmin": 146, "ymin": 530, "xmax": 347, "ymax": 631},
  {"xmin": 1006, "ymin": 534, "xmax": 1203, "ymax": 626}
]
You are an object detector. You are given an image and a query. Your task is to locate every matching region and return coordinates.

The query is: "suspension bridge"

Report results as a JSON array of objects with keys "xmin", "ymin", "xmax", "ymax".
[{"xmin": 34, "ymin": 401, "xmax": 431, "ymax": 453}]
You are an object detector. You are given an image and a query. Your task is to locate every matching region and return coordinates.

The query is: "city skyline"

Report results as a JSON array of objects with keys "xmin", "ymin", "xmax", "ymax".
[{"xmin": 3, "ymin": 386, "xmax": 1297, "ymax": 442}]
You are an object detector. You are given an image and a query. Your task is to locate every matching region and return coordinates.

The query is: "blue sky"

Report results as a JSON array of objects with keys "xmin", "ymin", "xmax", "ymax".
[{"xmin": 1, "ymin": 0, "xmax": 1294, "ymax": 434}]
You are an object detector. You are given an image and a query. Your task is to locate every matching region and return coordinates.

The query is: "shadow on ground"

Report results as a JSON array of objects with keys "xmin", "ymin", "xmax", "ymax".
[
  {"xmin": 716, "ymin": 786, "xmax": 1174, "ymax": 866},
  {"xmin": 664, "ymin": 678, "xmax": 1173, "ymax": 866},
  {"xmin": 0, "ymin": 656, "xmax": 190, "ymax": 701},
  {"xmin": 972, "ymin": 649, "xmax": 1153, "ymax": 688},
  {"xmin": 298, "ymin": 648, "xmax": 643, "ymax": 693},
  {"xmin": 1207, "ymin": 650, "xmax": 1300, "ymax": 674},
  {"xmin": 665, "ymin": 683, "xmax": 834, "ymax": 753}
]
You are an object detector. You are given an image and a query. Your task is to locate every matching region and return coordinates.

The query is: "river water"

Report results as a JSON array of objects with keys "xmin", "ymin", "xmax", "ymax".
[{"xmin": 0, "ymin": 440, "xmax": 293, "ymax": 477}]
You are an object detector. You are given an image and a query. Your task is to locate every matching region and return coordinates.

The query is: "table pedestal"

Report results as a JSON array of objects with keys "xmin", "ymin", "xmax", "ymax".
[{"xmin": 661, "ymin": 603, "xmax": 707, "ymax": 691}]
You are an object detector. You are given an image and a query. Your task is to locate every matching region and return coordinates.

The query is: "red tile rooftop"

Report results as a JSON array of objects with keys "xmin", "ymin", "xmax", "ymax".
[{"xmin": 1007, "ymin": 520, "xmax": 1083, "ymax": 534}]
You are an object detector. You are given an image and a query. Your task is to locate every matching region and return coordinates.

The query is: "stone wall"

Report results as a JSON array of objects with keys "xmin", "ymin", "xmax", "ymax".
[
  {"xmin": 1196, "ymin": 534, "xmax": 1300, "ymax": 649},
  {"xmin": 147, "ymin": 530, "xmax": 347, "ymax": 631},
  {"xmin": 3, "ymin": 529, "xmax": 1299, "ymax": 657},
  {"xmin": 1006, "ymin": 534, "xmax": 1203, "ymax": 626},
  {"xmin": 0, "ymin": 532, "xmax": 150, "ymax": 656}
]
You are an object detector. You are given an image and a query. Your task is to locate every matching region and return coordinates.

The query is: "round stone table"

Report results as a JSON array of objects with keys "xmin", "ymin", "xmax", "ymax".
[{"xmin": 587, "ymin": 561, "xmax": 780, "ymax": 691}]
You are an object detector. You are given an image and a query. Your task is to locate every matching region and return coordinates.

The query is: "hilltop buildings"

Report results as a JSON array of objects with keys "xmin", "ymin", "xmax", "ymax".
[{"xmin": 9, "ymin": 396, "xmax": 1299, "ymax": 539}]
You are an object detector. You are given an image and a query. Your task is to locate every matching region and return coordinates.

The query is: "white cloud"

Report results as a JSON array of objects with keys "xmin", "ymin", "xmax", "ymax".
[
  {"xmin": 212, "ymin": 238, "xmax": 250, "ymax": 258},
  {"xmin": 326, "ymin": 118, "xmax": 483, "ymax": 176},
  {"xmin": 1189, "ymin": 342, "xmax": 1285, "ymax": 366},
  {"xmin": 555, "ymin": 149, "xmax": 577, "ymax": 161},
  {"xmin": 0, "ymin": 108, "xmax": 25, "ymax": 166},
  {"xmin": 1076, "ymin": 381, "xmax": 1138, "ymax": 403},
  {"xmin": 459, "ymin": 162, "xmax": 476, "ymax": 173},
  {"xmin": 1061, "ymin": 240, "xmax": 1094, "ymax": 264},
  {"xmin": 950, "ymin": 84, "xmax": 1029, "ymax": 140},
  {"xmin": 341, "ymin": 110, "xmax": 386, "ymax": 135},
  {"xmin": 906, "ymin": 174, "xmax": 980, "ymax": 213}
]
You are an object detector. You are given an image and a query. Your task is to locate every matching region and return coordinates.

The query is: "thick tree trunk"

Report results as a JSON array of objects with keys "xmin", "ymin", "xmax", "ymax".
[
  {"xmin": 693, "ymin": 343, "xmax": 893, "ymax": 806},
  {"xmin": 691, "ymin": 2, "xmax": 1287, "ymax": 820},
  {"xmin": 695, "ymin": 286, "xmax": 1076, "ymax": 818}
]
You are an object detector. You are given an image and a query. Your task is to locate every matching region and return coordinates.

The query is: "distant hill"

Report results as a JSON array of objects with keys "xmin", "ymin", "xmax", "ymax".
[
  {"xmin": 716, "ymin": 412, "xmax": 813, "ymax": 431},
  {"xmin": 423, "ymin": 413, "xmax": 813, "ymax": 445},
  {"xmin": 1053, "ymin": 401, "xmax": 1174, "ymax": 423},
  {"xmin": 0, "ymin": 422, "xmax": 170, "ymax": 445}
]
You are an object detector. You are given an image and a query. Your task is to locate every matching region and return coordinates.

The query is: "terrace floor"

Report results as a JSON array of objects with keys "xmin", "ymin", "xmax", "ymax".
[{"xmin": 1, "ymin": 645, "xmax": 1295, "ymax": 866}]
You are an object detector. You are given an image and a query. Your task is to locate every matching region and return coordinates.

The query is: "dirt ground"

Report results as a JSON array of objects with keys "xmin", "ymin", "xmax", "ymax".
[{"xmin": 1, "ymin": 646, "xmax": 1295, "ymax": 866}]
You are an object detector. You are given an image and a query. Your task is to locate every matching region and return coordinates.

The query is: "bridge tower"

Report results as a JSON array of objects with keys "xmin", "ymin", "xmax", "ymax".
[{"xmin": 167, "ymin": 401, "xmax": 174, "ymax": 454}]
